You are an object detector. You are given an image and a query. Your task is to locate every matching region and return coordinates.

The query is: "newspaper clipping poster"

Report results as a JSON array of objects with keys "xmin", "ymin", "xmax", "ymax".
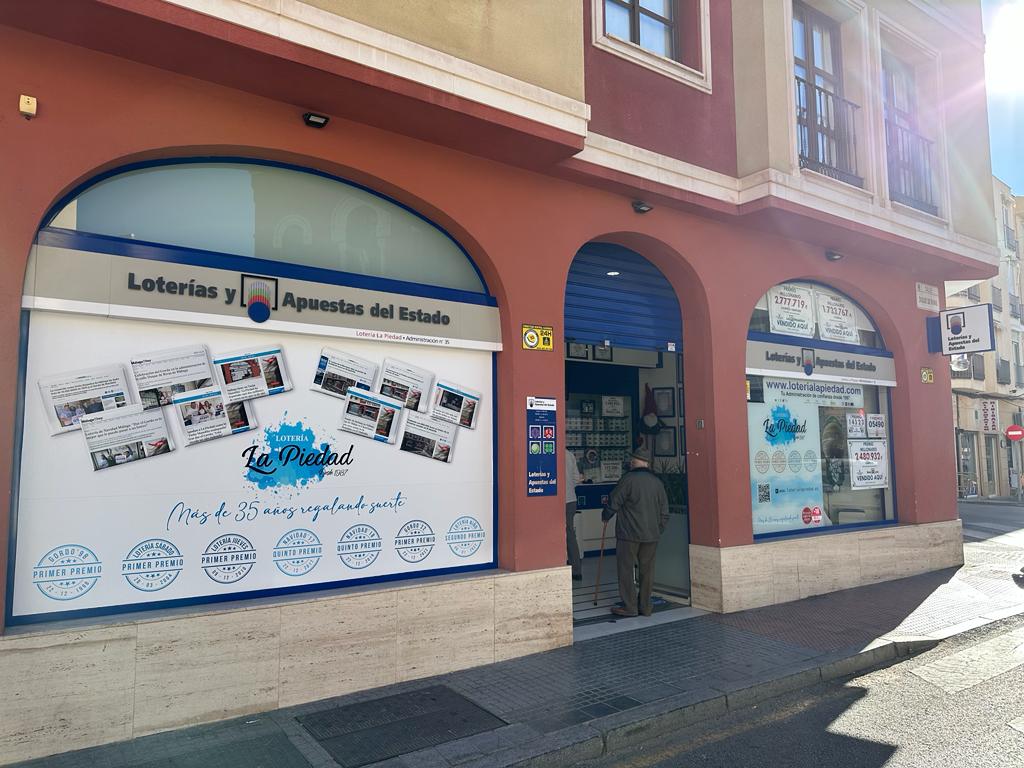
[
  {"xmin": 398, "ymin": 411, "xmax": 457, "ymax": 463},
  {"xmin": 311, "ymin": 347, "xmax": 379, "ymax": 400},
  {"xmin": 340, "ymin": 390, "xmax": 404, "ymax": 444},
  {"xmin": 213, "ymin": 345, "xmax": 292, "ymax": 403},
  {"xmin": 431, "ymin": 380, "xmax": 482, "ymax": 429},
  {"xmin": 80, "ymin": 404, "xmax": 173, "ymax": 471},
  {"xmin": 379, "ymin": 358, "xmax": 435, "ymax": 412},
  {"xmin": 131, "ymin": 345, "xmax": 214, "ymax": 409},
  {"xmin": 38, "ymin": 365, "xmax": 132, "ymax": 435},
  {"xmin": 171, "ymin": 387, "xmax": 256, "ymax": 446}
]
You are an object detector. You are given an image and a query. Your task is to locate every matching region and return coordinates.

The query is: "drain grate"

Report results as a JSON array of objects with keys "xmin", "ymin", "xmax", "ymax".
[{"xmin": 297, "ymin": 685, "xmax": 505, "ymax": 767}]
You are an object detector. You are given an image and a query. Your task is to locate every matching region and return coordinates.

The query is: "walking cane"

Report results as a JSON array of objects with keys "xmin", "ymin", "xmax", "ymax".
[{"xmin": 593, "ymin": 519, "xmax": 608, "ymax": 606}]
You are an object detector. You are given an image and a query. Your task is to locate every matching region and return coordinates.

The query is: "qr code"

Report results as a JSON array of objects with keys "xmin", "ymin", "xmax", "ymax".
[{"xmin": 757, "ymin": 483, "xmax": 771, "ymax": 504}]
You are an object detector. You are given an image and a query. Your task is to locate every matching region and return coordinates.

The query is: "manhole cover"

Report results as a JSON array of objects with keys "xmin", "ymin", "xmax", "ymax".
[{"xmin": 297, "ymin": 685, "xmax": 505, "ymax": 767}]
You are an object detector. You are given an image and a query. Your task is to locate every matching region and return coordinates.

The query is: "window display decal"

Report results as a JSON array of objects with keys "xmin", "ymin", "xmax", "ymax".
[
  {"xmin": 311, "ymin": 347, "xmax": 378, "ymax": 400},
  {"xmin": 80, "ymin": 405, "xmax": 173, "ymax": 471},
  {"xmin": 848, "ymin": 439, "xmax": 889, "ymax": 490},
  {"xmin": 340, "ymin": 389, "xmax": 403, "ymax": 443},
  {"xmin": 768, "ymin": 283, "xmax": 815, "ymax": 338},
  {"xmin": 12, "ymin": 312, "xmax": 495, "ymax": 622},
  {"xmin": 846, "ymin": 413, "xmax": 867, "ymax": 438},
  {"xmin": 432, "ymin": 380, "xmax": 482, "ymax": 429},
  {"xmin": 172, "ymin": 387, "xmax": 256, "ymax": 445},
  {"xmin": 814, "ymin": 290, "xmax": 859, "ymax": 344},
  {"xmin": 130, "ymin": 344, "xmax": 214, "ymax": 410},
  {"xmin": 526, "ymin": 396, "xmax": 557, "ymax": 496},
  {"xmin": 213, "ymin": 345, "xmax": 292, "ymax": 403},
  {"xmin": 866, "ymin": 413, "xmax": 887, "ymax": 438},
  {"xmin": 38, "ymin": 364, "xmax": 131, "ymax": 435},
  {"xmin": 378, "ymin": 358, "xmax": 435, "ymax": 412},
  {"xmin": 748, "ymin": 400, "xmax": 826, "ymax": 535},
  {"xmin": 399, "ymin": 411, "xmax": 457, "ymax": 463},
  {"xmin": 762, "ymin": 377, "xmax": 864, "ymax": 408}
]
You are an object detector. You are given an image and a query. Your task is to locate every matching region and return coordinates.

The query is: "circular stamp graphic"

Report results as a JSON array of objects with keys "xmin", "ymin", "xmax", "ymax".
[
  {"xmin": 33, "ymin": 544, "xmax": 102, "ymax": 601},
  {"xmin": 771, "ymin": 450, "xmax": 787, "ymax": 474},
  {"xmin": 804, "ymin": 450, "xmax": 818, "ymax": 473},
  {"xmin": 788, "ymin": 450, "xmax": 802, "ymax": 474},
  {"xmin": 337, "ymin": 524, "xmax": 382, "ymax": 570},
  {"xmin": 122, "ymin": 539, "xmax": 183, "ymax": 592},
  {"xmin": 811, "ymin": 506, "xmax": 823, "ymax": 524},
  {"xmin": 394, "ymin": 520, "xmax": 436, "ymax": 564},
  {"xmin": 801, "ymin": 506, "xmax": 813, "ymax": 525},
  {"xmin": 201, "ymin": 534, "xmax": 256, "ymax": 584},
  {"xmin": 523, "ymin": 328, "xmax": 540, "ymax": 349},
  {"xmin": 273, "ymin": 529, "xmax": 322, "ymax": 577},
  {"xmin": 754, "ymin": 450, "xmax": 770, "ymax": 474},
  {"xmin": 445, "ymin": 517, "xmax": 486, "ymax": 558}
]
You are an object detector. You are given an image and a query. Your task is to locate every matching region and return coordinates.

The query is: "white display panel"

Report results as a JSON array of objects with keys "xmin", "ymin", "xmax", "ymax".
[{"xmin": 12, "ymin": 311, "xmax": 494, "ymax": 619}]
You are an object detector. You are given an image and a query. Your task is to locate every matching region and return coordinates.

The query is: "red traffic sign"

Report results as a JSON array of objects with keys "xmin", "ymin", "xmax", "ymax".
[{"xmin": 1006, "ymin": 425, "xmax": 1024, "ymax": 442}]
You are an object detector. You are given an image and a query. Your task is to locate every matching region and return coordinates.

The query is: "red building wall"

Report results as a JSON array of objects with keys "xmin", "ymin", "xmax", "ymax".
[{"xmin": 0, "ymin": 22, "xmax": 956, "ymax": 632}]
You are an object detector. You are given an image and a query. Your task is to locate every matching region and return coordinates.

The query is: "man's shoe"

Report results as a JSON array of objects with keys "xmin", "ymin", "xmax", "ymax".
[
  {"xmin": 639, "ymin": 607, "xmax": 653, "ymax": 616},
  {"xmin": 611, "ymin": 606, "xmax": 637, "ymax": 617}
]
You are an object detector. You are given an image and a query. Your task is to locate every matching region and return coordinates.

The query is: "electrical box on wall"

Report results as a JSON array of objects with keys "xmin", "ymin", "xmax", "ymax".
[{"xmin": 19, "ymin": 94, "xmax": 37, "ymax": 119}]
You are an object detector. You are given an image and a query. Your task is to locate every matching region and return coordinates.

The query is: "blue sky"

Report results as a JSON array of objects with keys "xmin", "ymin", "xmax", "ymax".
[{"xmin": 983, "ymin": 0, "xmax": 1024, "ymax": 193}]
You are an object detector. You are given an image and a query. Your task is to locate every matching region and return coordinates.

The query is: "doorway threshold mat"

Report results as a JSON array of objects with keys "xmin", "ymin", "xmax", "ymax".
[{"xmin": 297, "ymin": 685, "xmax": 506, "ymax": 768}]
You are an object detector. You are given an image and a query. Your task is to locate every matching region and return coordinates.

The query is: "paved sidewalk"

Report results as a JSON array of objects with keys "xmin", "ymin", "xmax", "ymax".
[{"xmin": 14, "ymin": 531, "xmax": 1024, "ymax": 768}]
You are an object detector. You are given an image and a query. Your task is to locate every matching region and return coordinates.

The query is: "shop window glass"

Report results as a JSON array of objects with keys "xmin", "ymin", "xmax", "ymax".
[
  {"xmin": 47, "ymin": 162, "xmax": 485, "ymax": 294},
  {"xmin": 746, "ymin": 282, "xmax": 894, "ymax": 537}
]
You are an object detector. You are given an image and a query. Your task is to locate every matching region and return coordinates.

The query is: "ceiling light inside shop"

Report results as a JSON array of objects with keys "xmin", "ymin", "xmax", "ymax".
[{"xmin": 607, "ymin": 271, "xmax": 620, "ymax": 276}]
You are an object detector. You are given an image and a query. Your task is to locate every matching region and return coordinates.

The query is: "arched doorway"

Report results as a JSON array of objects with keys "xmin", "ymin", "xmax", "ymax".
[{"xmin": 563, "ymin": 242, "xmax": 689, "ymax": 623}]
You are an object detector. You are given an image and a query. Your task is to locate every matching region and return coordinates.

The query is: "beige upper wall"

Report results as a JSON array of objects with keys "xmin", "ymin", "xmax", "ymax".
[{"xmin": 300, "ymin": 0, "xmax": 584, "ymax": 100}]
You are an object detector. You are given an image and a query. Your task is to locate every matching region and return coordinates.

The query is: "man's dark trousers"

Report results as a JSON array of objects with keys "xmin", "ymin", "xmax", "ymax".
[{"xmin": 617, "ymin": 539, "xmax": 658, "ymax": 615}]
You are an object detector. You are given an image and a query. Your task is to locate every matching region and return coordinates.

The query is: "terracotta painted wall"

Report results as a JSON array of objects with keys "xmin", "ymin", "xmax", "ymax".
[
  {"xmin": 583, "ymin": 0, "xmax": 738, "ymax": 176},
  {"xmin": 0, "ymin": 24, "xmax": 956, "ymax": 632}
]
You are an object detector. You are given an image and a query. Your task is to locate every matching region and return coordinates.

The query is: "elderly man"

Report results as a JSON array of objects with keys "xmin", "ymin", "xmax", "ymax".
[{"xmin": 602, "ymin": 449, "xmax": 669, "ymax": 617}]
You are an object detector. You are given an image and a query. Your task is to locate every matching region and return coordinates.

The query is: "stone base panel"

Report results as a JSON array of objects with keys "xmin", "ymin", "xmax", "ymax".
[
  {"xmin": 0, "ymin": 567, "xmax": 572, "ymax": 765},
  {"xmin": 690, "ymin": 521, "xmax": 964, "ymax": 614}
]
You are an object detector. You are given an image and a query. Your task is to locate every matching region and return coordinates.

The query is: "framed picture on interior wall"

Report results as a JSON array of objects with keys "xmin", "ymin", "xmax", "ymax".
[
  {"xmin": 567, "ymin": 342, "xmax": 589, "ymax": 360},
  {"xmin": 580, "ymin": 399, "xmax": 596, "ymax": 415},
  {"xmin": 653, "ymin": 387, "xmax": 675, "ymax": 418},
  {"xmin": 654, "ymin": 427, "xmax": 677, "ymax": 457},
  {"xmin": 593, "ymin": 344, "xmax": 613, "ymax": 362}
]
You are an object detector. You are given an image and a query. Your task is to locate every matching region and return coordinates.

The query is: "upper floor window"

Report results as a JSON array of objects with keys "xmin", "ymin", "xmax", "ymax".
[
  {"xmin": 792, "ymin": 1, "xmax": 862, "ymax": 188},
  {"xmin": 882, "ymin": 50, "xmax": 938, "ymax": 216},
  {"xmin": 604, "ymin": 0, "xmax": 677, "ymax": 60},
  {"xmin": 592, "ymin": 1, "xmax": 711, "ymax": 93}
]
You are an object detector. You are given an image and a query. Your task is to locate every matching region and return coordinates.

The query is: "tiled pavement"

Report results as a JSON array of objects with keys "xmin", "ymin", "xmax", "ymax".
[{"xmin": 13, "ymin": 526, "xmax": 1024, "ymax": 768}]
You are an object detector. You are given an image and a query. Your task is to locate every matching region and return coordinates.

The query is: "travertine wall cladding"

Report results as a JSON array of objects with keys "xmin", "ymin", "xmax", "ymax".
[
  {"xmin": 0, "ymin": 568, "xmax": 571, "ymax": 765},
  {"xmin": 691, "ymin": 521, "xmax": 964, "ymax": 613}
]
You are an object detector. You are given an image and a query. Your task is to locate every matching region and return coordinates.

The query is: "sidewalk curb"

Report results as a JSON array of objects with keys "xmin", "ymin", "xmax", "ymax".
[{"xmin": 464, "ymin": 637, "xmax": 938, "ymax": 768}]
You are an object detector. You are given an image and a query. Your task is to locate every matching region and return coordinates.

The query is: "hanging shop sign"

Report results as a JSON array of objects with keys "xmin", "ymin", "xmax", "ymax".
[
  {"xmin": 937, "ymin": 304, "xmax": 995, "ymax": 356},
  {"xmin": 814, "ymin": 290, "xmax": 860, "ymax": 344},
  {"xmin": 526, "ymin": 396, "xmax": 558, "ymax": 497},
  {"xmin": 747, "ymin": 399, "xmax": 826, "ymax": 535},
  {"xmin": 12, "ymin": 301, "xmax": 496, "ymax": 621},
  {"xmin": 767, "ymin": 283, "xmax": 815, "ymax": 338},
  {"xmin": 746, "ymin": 339, "xmax": 896, "ymax": 387},
  {"xmin": 24, "ymin": 244, "xmax": 502, "ymax": 352},
  {"xmin": 848, "ymin": 439, "xmax": 889, "ymax": 490},
  {"xmin": 521, "ymin": 324, "xmax": 553, "ymax": 351},
  {"xmin": 981, "ymin": 400, "xmax": 1000, "ymax": 434}
]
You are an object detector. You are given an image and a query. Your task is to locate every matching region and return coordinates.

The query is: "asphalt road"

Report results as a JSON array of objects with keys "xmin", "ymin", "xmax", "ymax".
[{"xmin": 580, "ymin": 505, "xmax": 1024, "ymax": 768}]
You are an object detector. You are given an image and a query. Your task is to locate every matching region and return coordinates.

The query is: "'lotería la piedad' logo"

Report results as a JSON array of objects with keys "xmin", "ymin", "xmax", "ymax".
[{"xmin": 243, "ymin": 419, "xmax": 354, "ymax": 490}]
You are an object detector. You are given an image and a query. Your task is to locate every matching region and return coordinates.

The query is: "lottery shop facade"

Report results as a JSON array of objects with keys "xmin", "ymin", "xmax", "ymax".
[{"xmin": 0, "ymin": 3, "xmax": 990, "ymax": 762}]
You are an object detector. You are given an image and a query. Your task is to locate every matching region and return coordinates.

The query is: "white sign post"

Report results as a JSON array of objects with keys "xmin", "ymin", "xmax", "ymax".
[{"xmin": 939, "ymin": 304, "xmax": 995, "ymax": 356}]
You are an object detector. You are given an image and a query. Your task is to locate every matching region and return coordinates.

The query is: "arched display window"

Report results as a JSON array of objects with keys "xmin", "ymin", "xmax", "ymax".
[
  {"xmin": 745, "ymin": 282, "xmax": 896, "ymax": 538},
  {"xmin": 10, "ymin": 159, "xmax": 500, "ymax": 625}
]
